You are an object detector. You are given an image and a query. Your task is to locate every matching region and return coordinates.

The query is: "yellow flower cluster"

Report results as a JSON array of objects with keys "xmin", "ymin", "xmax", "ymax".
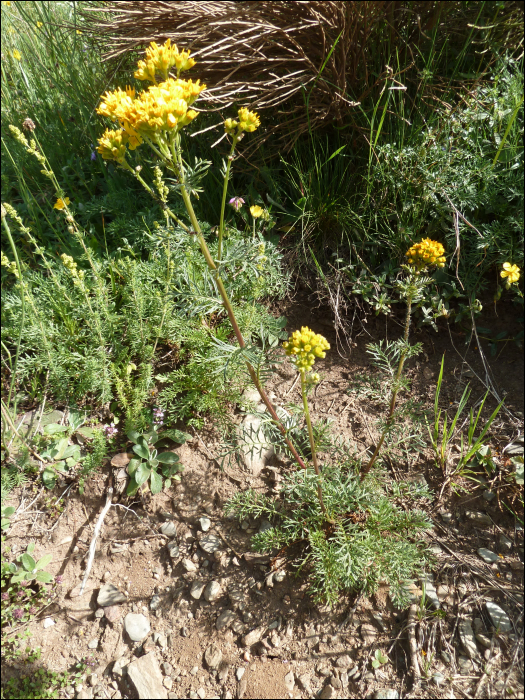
[
  {"xmin": 405, "ymin": 238, "xmax": 446, "ymax": 270},
  {"xmin": 134, "ymin": 39, "xmax": 195, "ymax": 83},
  {"xmin": 1, "ymin": 251, "xmax": 19, "ymax": 278},
  {"xmin": 53, "ymin": 197, "xmax": 70, "ymax": 210},
  {"xmin": 96, "ymin": 41, "xmax": 206, "ymax": 163},
  {"xmin": 224, "ymin": 108, "xmax": 260, "ymax": 137},
  {"xmin": 283, "ymin": 326, "xmax": 330, "ymax": 373},
  {"xmin": 60, "ymin": 254, "xmax": 85, "ymax": 286},
  {"xmin": 250, "ymin": 205, "xmax": 264, "ymax": 218},
  {"xmin": 501, "ymin": 262, "xmax": 520, "ymax": 287}
]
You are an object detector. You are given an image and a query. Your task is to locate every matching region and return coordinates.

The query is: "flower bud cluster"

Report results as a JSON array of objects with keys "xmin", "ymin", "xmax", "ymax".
[
  {"xmin": 1, "ymin": 251, "xmax": 19, "ymax": 278},
  {"xmin": 60, "ymin": 253, "xmax": 85, "ymax": 286},
  {"xmin": 103, "ymin": 423, "xmax": 118, "ymax": 439},
  {"xmin": 224, "ymin": 108, "xmax": 260, "ymax": 137},
  {"xmin": 153, "ymin": 406, "xmax": 164, "ymax": 428},
  {"xmin": 405, "ymin": 238, "xmax": 446, "ymax": 270},
  {"xmin": 283, "ymin": 326, "xmax": 330, "ymax": 373}
]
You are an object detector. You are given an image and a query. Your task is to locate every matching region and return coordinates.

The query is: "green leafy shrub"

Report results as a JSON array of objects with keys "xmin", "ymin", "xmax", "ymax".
[{"xmin": 226, "ymin": 463, "xmax": 433, "ymax": 608}]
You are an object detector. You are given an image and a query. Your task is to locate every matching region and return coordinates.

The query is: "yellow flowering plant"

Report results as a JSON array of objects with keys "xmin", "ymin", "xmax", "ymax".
[
  {"xmin": 283, "ymin": 327, "xmax": 330, "ymax": 514},
  {"xmin": 501, "ymin": 262, "xmax": 520, "ymax": 287},
  {"xmin": 95, "ymin": 39, "xmax": 309, "ymax": 475}
]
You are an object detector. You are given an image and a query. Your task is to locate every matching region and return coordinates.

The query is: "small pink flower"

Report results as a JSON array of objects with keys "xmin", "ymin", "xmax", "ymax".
[
  {"xmin": 229, "ymin": 196, "xmax": 245, "ymax": 212},
  {"xmin": 13, "ymin": 608, "xmax": 24, "ymax": 620}
]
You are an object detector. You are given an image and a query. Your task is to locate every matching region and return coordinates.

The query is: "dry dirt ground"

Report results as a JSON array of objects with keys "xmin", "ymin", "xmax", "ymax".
[{"xmin": 2, "ymin": 291, "xmax": 524, "ymax": 700}]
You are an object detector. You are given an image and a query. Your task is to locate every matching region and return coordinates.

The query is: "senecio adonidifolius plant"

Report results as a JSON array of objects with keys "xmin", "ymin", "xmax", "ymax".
[{"xmin": 95, "ymin": 39, "xmax": 312, "ymax": 475}]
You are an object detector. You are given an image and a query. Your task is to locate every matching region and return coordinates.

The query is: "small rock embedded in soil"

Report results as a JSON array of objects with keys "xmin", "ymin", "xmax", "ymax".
[
  {"xmin": 124, "ymin": 613, "xmax": 151, "ymax": 642},
  {"xmin": 127, "ymin": 652, "xmax": 167, "ymax": 699},
  {"xmin": 465, "ymin": 511, "xmax": 492, "ymax": 528},
  {"xmin": 204, "ymin": 644, "xmax": 222, "ymax": 670},
  {"xmin": 284, "ymin": 670, "xmax": 295, "ymax": 692},
  {"xmin": 182, "ymin": 558, "xmax": 198, "ymax": 572},
  {"xmin": 477, "ymin": 548, "xmax": 500, "ymax": 563},
  {"xmin": 159, "ymin": 521, "xmax": 178, "ymax": 537},
  {"xmin": 150, "ymin": 594, "xmax": 162, "ymax": 611},
  {"xmin": 97, "ymin": 583, "xmax": 127, "ymax": 607},
  {"xmin": 190, "ymin": 580, "xmax": 206, "ymax": 600},
  {"xmin": 440, "ymin": 511, "xmax": 453, "ymax": 523},
  {"xmin": 459, "ymin": 619, "xmax": 479, "ymax": 659},
  {"xmin": 204, "ymin": 580, "xmax": 221, "ymax": 602},
  {"xmin": 485, "ymin": 601, "xmax": 512, "ymax": 633},
  {"xmin": 199, "ymin": 533, "xmax": 222, "ymax": 554},
  {"xmin": 373, "ymin": 691, "xmax": 399, "ymax": 700},
  {"xmin": 242, "ymin": 626, "xmax": 265, "ymax": 647},
  {"xmin": 216, "ymin": 609, "xmax": 236, "ymax": 631},
  {"xmin": 43, "ymin": 617, "xmax": 55, "ymax": 629},
  {"xmin": 199, "ymin": 517, "xmax": 211, "ymax": 532}
]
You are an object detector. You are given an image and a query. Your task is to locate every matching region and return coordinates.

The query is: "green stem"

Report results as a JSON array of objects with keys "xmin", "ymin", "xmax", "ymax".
[
  {"xmin": 1, "ymin": 213, "xmax": 24, "ymax": 418},
  {"xmin": 218, "ymin": 138, "xmax": 237, "ymax": 261},
  {"xmin": 300, "ymin": 371, "xmax": 328, "ymax": 517},
  {"xmin": 360, "ymin": 291, "xmax": 413, "ymax": 481},
  {"xmin": 177, "ymin": 183, "xmax": 309, "ymax": 472}
]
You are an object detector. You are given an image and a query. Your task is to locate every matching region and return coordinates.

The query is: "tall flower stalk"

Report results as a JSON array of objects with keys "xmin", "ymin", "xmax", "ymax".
[
  {"xmin": 360, "ymin": 238, "xmax": 446, "ymax": 481},
  {"xmin": 95, "ymin": 40, "xmax": 314, "ymax": 475}
]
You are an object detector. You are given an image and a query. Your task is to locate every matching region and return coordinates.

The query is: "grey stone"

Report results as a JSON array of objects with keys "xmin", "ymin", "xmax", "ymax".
[
  {"xmin": 204, "ymin": 644, "xmax": 222, "ymax": 670},
  {"xmin": 182, "ymin": 558, "xmax": 198, "ymax": 572},
  {"xmin": 483, "ymin": 490, "xmax": 496, "ymax": 502},
  {"xmin": 475, "ymin": 633, "xmax": 492, "ymax": 648},
  {"xmin": 373, "ymin": 691, "xmax": 399, "ymax": 700},
  {"xmin": 485, "ymin": 601, "xmax": 512, "ymax": 633},
  {"xmin": 190, "ymin": 581, "xmax": 206, "ymax": 600},
  {"xmin": 112, "ymin": 657, "xmax": 130, "ymax": 677},
  {"xmin": 499, "ymin": 534, "xmax": 513, "ymax": 552},
  {"xmin": 432, "ymin": 673, "xmax": 445, "ymax": 686},
  {"xmin": 204, "ymin": 580, "xmax": 221, "ymax": 603},
  {"xmin": 284, "ymin": 671, "xmax": 295, "ymax": 692},
  {"xmin": 334, "ymin": 654, "xmax": 352, "ymax": 669},
  {"xmin": 216, "ymin": 609, "xmax": 237, "ymax": 631},
  {"xmin": 440, "ymin": 511, "xmax": 453, "ymax": 523},
  {"xmin": 76, "ymin": 690, "xmax": 94, "ymax": 700},
  {"xmin": 161, "ymin": 662, "xmax": 173, "ymax": 675},
  {"xmin": 258, "ymin": 519, "xmax": 272, "ymax": 534},
  {"xmin": 319, "ymin": 684, "xmax": 337, "ymax": 699},
  {"xmin": 459, "ymin": 619, "xmax": 479, "ymax": 659},
  {"xmin": 465, "ymin": 511, "xmax": 492, "ymax": 528},
  {"xmin": 274, "ymin": 570, "xmax": 286, "ymax": 583},
  {"xmin": 163, "ymin": 677, "xmax": 173, "ymax": 690},
  {"xmin": 153, "ymin": 632, "xmax": 167, "ymax": 649},
  {"xmin": 87, "ymin": 638, "xmax": 99, "ymax": 649},
  {"xmin": 167, "ymin": 542, "xmax": 179, "ymax": 558},
  {"xmin": 124, "ymin": 613, "xmax": 151, "ymax": 642},
  {"xmin": 330, "ymin": 676, "xmax": 342, "ymax": 689},
  {"xmin": 242, "ymin": 626, "xmax": 265, "ymax": 647},
  {"xmin": 297, "ymin": 674, "xmax": 312, "ymax": 693},
  {"xmin": 200, "ymin": 533, "xmax": 222, "ymax": 554},
  {"xmin": 150, "ymin": 595, "xmax": 162, "ymax": 611},
  {"xmin": 127, "ymin": 652, "xmax": 167, "ymax": 699},
  {"xmin": 97, "ymin": 583, "xmax": 127, "ymax": 607},
  {"xmin": 159, "ymin": 521, "xmax": 178, "ymax": 537},
  {"xmin": 199, "ymin": 517, "xmax": 211, "ymax": 532},
  {"xmin": 478, "ymin": 548, "xmax": 499, "ymax": 564},
  {"xmin": 505, "ymin": 439, "xmax": 524, "ymax": 456}
]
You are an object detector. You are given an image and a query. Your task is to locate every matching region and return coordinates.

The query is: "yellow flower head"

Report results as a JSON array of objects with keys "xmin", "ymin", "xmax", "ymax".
[
  {"xmin": 238, "ymin": 107, "xmax": 260, "ymax": 133},
  {"xmin": 224, "ymin": 118, "xmax": 238, "ymax": 135},
  {"xmin": 405, "ymin": 238, "xmax": 446, "ymax": 271},
  {"xmin": 96, "ymin": 128, "xmax": 130, "ymax": 163},
  {"xmin": 283, "ymin": 326, "xmax": 330, "ymax": 373},
  {"xmin": 501, "ymin": 262, "xmax": 520, "ymax": 287},
  {"xmin": 134, "ymin": 39, "xmax": 196, "ymax": 83},
  {"xmin": 12, "ymin": 49, "xmax": 21, "ymax": 61},
  {"xmin": 98, "ymin": 79, "xmax": 204, "ymax": 141},
  {"xmin": 53, "ymin": 197, "xmax": 70, "ymax": 210},
  {"xmin": 36, "ymin": 22, "xmax": 43, "ymax": 28},
  {"xmin": 250, "ymin": 205, "xmax": 264, "ymax": 218}
]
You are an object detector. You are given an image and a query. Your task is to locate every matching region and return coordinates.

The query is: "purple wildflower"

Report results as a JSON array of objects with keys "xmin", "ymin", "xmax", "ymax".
[
  {"xmin": 152, "ymin": 407, "xmax": 164, "ymax": 428},
  {"xmin": 13, "ymin": 608, "xmax": 24, "ymax": 620},
  {"xmin": 54, "ymin": 575, "xmax": 64, "ymax": 585},
  {"xmin": 229, "ymin": 196, "xmax": 245, "ymax": 212},
  {"xmin": 1, "ymin": 592, "xmax": 9, "ymax": 601},
  {"xmin": 103, "ymin": 423, "xmax": 118, "ymax": 439},
  {"xmin": 29, "ymin": 606, "xmax": 38, "ymax": 615}
]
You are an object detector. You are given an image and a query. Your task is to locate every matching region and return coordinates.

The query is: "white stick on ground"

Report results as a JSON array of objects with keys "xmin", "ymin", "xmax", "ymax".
[
  {"xmin": 79, "ymin": 487, "xmax": 113, "ymax": 595},
  {"xmin": 407, "ymin": 603, "xmax": 421, "ymax": 689}
]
